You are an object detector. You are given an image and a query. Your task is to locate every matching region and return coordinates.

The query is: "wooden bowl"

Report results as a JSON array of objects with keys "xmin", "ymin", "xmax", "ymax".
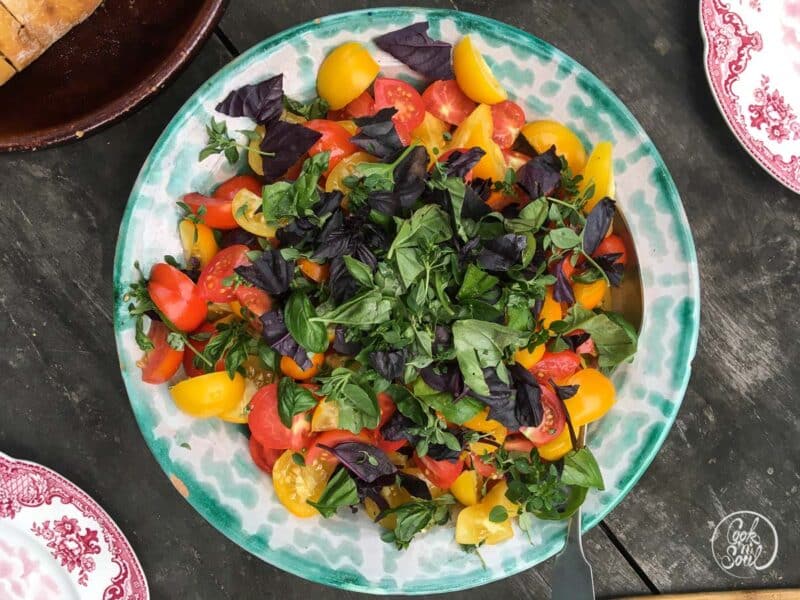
[{"xmin": 0, "ymin": 0, "xmax": 227, "ymax": 152}]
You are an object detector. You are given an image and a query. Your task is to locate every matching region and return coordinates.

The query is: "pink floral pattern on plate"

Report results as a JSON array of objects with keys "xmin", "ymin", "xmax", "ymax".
[
  {"xmin": 701, "ymin": 0, "xmax": 800, "ymax": 193},
  {"xmin": 0, "ymin": 453, "xmax": 148, "ymax": 599}
]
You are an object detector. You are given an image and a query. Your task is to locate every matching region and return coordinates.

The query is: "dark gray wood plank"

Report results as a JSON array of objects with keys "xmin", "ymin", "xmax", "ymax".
[{"xmin": 218, "ymin": 0, "xmax": 800, "ymax": 595}]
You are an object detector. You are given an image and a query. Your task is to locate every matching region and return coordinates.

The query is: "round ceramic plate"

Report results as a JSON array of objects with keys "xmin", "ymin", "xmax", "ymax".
[
  {"xmin": 0, "ymin": 453, "xmax": 148, "ymax": 598},
  {"xmin": 700, "ymin": 0, "xmax": 800, "ymax": 193},
  {"xmin": 113, "ymin": 8, "xmax": 700, "ymax": 594}
]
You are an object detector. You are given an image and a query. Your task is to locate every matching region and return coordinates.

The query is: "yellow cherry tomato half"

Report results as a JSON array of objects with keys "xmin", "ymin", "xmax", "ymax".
[
  {"xmin": 219, "ymin": 356, "xmax": 276, "ymax": 423},
  {"xmin": 232, "ymin": 189, "xmax": 277, "ymax": 238},
  {"xmin": 573, "ymin": 278, "xmax": 608, "ymax": 310},
  {"xmin": 272, "ymin": 450, "xmax": 334, "ymax": 518},
  {"xmin": 451, "ymin": 469, "xmax": 480, "ymax": 506},
  {"xmin": 521, "ymin": 120, "xmax": 587, "ymax": 173},
  {"xmin": 563, "ymin": 368, "xmax": 616, "ymax": 427},
  {"xmin": 170, "ymin": 371, "xmax": 245, "ymax": 418},
  {"xmin": 514, "ymin": 343, "xmax": 546, "ymax": 370},
  {"xmin": 448, "ymin": 104, "xmax": 507, "ymax": 181},
  {"xmin": 317, "ymin": 42, "xmax": 380, "ymax": 110},
  {"xmin": 537, "ymin": 427, "xmax": 573, "ymax": 461},
  {"xmin": 539, "ymin": 287, "xmax": 564, "ymax": 330},
  {"xmin": 463, "ymin": 408, "xmax": 507, "ymax": 455},
  {"xmin": 178, "ymin": 219, "xmax": 218, "ymax": 268},
  {"xmin": 248, "ymin": 125, "xmax": 265, "ymax": 176},
  {"xmin": 325, "ymin": 151, "xmax": 377, "ymax": 193},
  {"xmin": 580, "ymin": 141, "xmax": 615, "ymax": 213},
  {"xmin": 455, "ymin": 503, "xmax": 514, "ymax": 545},
  {"xmin": 311, "ymin": 400, "xmax": 339, "ymax": 432},
  {"xmin": 411, "ymin": 111, "xmax": 450, "ymax": 165},
  {"xmin": 453, "ymin": 35, "xmax": 507, "ymax": 105}
]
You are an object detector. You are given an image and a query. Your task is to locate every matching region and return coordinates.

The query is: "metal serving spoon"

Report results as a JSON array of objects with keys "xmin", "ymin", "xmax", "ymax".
[{"xmin": 549, "ymin": 208, "xmax": 644, "ymax": 600}]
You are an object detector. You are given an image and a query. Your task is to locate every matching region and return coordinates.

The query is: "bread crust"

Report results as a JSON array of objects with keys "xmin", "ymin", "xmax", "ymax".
[
  {"xmin": 0, "ymin": 0, "xmax": 102, "ymax": 48},
  {"xmin": 0, "ymin": 2, "xmax": 42, "ymax": 69},
  {"xmin": 0, "ymin": 56, "xmax": 16, "ymax": 85}
]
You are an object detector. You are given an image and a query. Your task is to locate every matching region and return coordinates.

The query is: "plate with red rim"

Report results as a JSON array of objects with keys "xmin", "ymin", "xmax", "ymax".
[
  {"xmin": 0, "ymin": 452, "xmax": 149, "ymax": 599},
  {"xmin": 700, "ymin": 0, "xmax": 800, "ymax": 193}
]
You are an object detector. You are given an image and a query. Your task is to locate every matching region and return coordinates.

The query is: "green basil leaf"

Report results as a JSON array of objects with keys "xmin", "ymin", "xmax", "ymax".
[
  {"xmin": 307, "ymin": 468, "xmax": 359, "ymax": 517},
  {"xmin": 549, "ymin": 227, "xmax": 582, "ymax": 249},
  {"xmin": 314, "ymin": 289, "xmax": 394, "ymax": 326},
  {"xmin": 284, "ymin": 291, "xmax": 329, "ymax": 353},
  {"xmin": 262, "ymin": 153, "xmax": 328, "ymax": 222},
  {"xmin": 452, "ymin": 320, "xmax": 528, "ymax": 396},
  {"xmin": 343, "ymin": 255, "xmax": 375, "ymax": 288},
  {"xmin": 411, "ymin": 378, "xmax": 483, "ymax": 424},
  {"xmin": 134, "ymin": 317, "xmax": 154, "ymax": 351},
  {"xmin": 488, "ymin": 505, "xmax": 508, "ymax": 523},
  {"xmin": 277, "ymin": 377, "xmax": 318, "ymax": 428},
  {"xmin": 559, "ymin": 305, "xmax": 638, "ymax": 368},
  {"xmin": 561, "ymin": 448, "xmax": 605, "ymax": 490},
  {"xmin": 457, "ymin": 264, "xmax": 499, "ymax": 300},
  {"xmin": 283, "ymin": 95, "xmax": 330, "ymax": 120}
]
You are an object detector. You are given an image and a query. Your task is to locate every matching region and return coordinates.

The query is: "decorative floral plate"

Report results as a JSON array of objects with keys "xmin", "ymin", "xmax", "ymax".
[
  {"xmin": 700, "ymin": 0, "xmax": 800, "ymax": 193},
  {"xmin": 0, "ymin": 453, "xmax": 148, "ymax": 599},
  {"xmin": 113, "ymin": 8, "xmax": 700, "ymax": 594}
]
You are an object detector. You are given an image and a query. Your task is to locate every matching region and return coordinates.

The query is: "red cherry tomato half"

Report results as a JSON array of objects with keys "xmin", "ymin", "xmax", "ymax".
[
  {"xmin": 234, "ymin": 286, "xmax": 272, "ymax": 317},
  {"xmin": 305, "ymin": 429, "xmax": 373, "ymax": 466},
  {"xmin": 248, "ymin": 383, "xmax": 314, "ymax": 451},
  {"xmin": 421, "ymin": 79, "xmax": 477, "ymax": 126},
  {"xmin": 415, "ymin": 454, "xmax": 465, "ymax": 489},
  {"xmin": 373, "ymin": 78, "xmax": 426, "ymax": 144},
  {"xmin": 519, "ymin": 384, "xmax": 566, "ymax": 446},
  {"xmin": 470, "ymin": 453, "xmax": 497, "ymax": 479},
  {"xmin": 376, "ymin": 436, "xmax": 407, "ymax": 454},
  {"xmin": 182, "ymin": 193, "xmax": 238, "ymax": 230},
  {"xmin": 491, "ymin": 100, "xmax": 526, "ymax": 148},
  {"xmin": 530, "ymin": 350, "xmax": 582, "ymax": 383},
  {"xmin": 437, "ymin": 148, "xmax": 476, "ymax": 182},
  {"xmin": 182, "ymin": 321, "xmax": 217, "ymax": 377},
  {"xmin": 140, "ymin": 320, "xmax": 184, "ymax": 384},
  {"xmin": 197, "ymin": 244, "xmax": 250, "ymax": 303},
  {"xmin": 147, "ymin": 263, "xmax": 207, "ymax": 332},
  {"xmin": 377, "ymin": 391, "xmax": 396, "ymax": 429},
  {"xmin": 304, "ymin": 120, "xmax": 359, "ymax": 175},
  {"xmin": 503, "ymin": 149, "xmax": 532, "ymax": 172},
  {"xmin": 503, "ymin": 434, "xmax": 535, "ymax": 454},
  {"xmin": 249, "ymin": 436, "xmax": 282, "ymax": 474},
  {"xmin": 214, "ymin": 175, "xmax": 262, "ymax": 204},
  {"xmin": 593, "ymin": 234, "xmax": 628, "ymax": 266},
  {"xmin": 344, "ymin": 90, "xmax": 375, "ymax": 118}
]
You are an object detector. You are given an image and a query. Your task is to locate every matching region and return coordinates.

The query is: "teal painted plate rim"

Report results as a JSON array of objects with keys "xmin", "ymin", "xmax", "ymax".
[{"xmin": 113, "ymin": 7, "xmax": 700, "ymax": 594}]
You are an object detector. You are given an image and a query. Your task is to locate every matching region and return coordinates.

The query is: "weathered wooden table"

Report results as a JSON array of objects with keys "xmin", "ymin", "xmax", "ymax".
[{"xmin": 1, "ymin": 1, "xmax": 798, "ymax": 598}]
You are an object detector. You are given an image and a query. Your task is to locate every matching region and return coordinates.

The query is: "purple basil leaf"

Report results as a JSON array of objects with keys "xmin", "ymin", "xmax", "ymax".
[
  {"xmin": 461, "ymin": 184, "xmax": 491, "ymax": 219},
  {"xmin": 327, "ymin": 255, "xmax": 360, "ymax": 304},
  {"xmin": 582, "ymin": 198, "xmax": 616, "ymax": 255},
  {"xmin": 369, "ymin": 146, "xmax": 428, "ymax": 216},
  {"xmin": 421, "ymin": 363, "xmax": 465, "ymax": 398},
  {"xmin": 397, "ymin": 472, "xmax": 431, "ymax": 499},
  {"xmin": 470, "ymin": 177, "xmax": 493, "ymax": 201},
  {"xmin": 260, "ymin": 310, "xmax": 288, "ymax": 344},
  {"xmin": 510, "ymin": 364, "xmax": 543, "ymax": 429},
  {"xmin": 332, "ymin": 325, "xmax": 363, "ymax": 355},
  {"xmin": 426, "ymin": 443, "xmax": 461, "ymax": 462},
  {"xmin": 552, "ymin": 382, "xmax": 579, "ymax": 402},
  {"xmin": 476, "ymin": 234, "xmax": 527, "ymax": 272},
  {"xmin": 467, "ymin": 368, "xmax": 518, "ymax": 428},
  {"xmin": 260, "ymin": 121, "xmax": 322, "ymax": 182},
  {"xmin": 351, "ymin": 108, "xmax": 404, "ymax": 159},
  {"xmin": 432, "ymin": 325, "xmax": 452, "ymax": 355},
  {"xmin": 442, "ymin": 147, "xmax": 485, "ymax": 179},
  {"xmin": 235, "ymin": 248, "xmax": 294, "ymax": 297},
  {"xmin": 516, "ymin": 146, "xmax": 562, "ymax": 199},
  {"xmin": 316, "ymin": 190, "xmax": 343, "ymax": 216},
  {"xmin": 322, "ymin": 442, "xmax": 397, "ymax": 483},
  {"xmin": 374, "ymin": 22, "xmax": 453, "ymax": 80},
  {"xmin": 564, "ymin": 332, "xmax": 591, "ymax": 352},
  {"xmin": 594, "ymin": 252, "xmax": 624, "ymax": 286},
  {"xmin": 216, "ymin": 74, "xmax": 283, "ymax": 124},
  {"xmin": 553, "ymin": 261, "xmax": 575, "ymax": 304},
  {"xmin": 457, "ymin": 237, "xmax": 481, "ymax": 265},
  {"xmin": 381, "ymin": 411, "xmax": 419, "ymax": 443},
  {"xmin": 276, "ymin": 217, "xmax": 317, "ymax": 248},
  {"xmin": 220, "ymin": 228, "xmax": 257, "ymax": 249},
  {"xmin": 259, "ymin": 310, "xmax": 311, "ymax": 369},
  {"xmin": 531, "ymin": 297, "xmax": 544, "ymax": 322},
  {"xmin": 368, "ymin": 349, "xmax": 408, "ymax": 381}
]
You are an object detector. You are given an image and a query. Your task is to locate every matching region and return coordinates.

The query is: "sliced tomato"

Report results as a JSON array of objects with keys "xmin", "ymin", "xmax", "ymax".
[
  {"xmin": 303, "ymin": 119, "xmax": 359, "ymax": 175},
  {"xmin": 344, "ymin": 90, "xmax": 375, "ymax": 118},
  {"xmin": 376, "ymin": 436, "xmax": 407, "ymax": 454},
  {"xmin": 491, "ymin": 100, "xmax": 525, "ymax": 148},
  {"xmin": 249, "ymin": 436, "xmax": 282, "ymax": 474},
  {"xmin": 437, "ymin": 148, "xmax": 476, "ymax": 182},
  {"xmin": 470, "ymin": 453, "xmax": 497, "ymax": 479},
  {"xmin": 147, "ymin": 263, "xmax": 207, "ymax": 332},
  {"xmin": 377, "ymin": 391, "xmax": 396, "ymax": 429},
  {"xmin": 197, "ymin": 244, "xmax": 250, "ymax": 303},
  {"xmin": 593, "ymin": 234, "xmax": 628, "ymax": 265},
  {"xmin": 503, "ymin": 434, "xmax": 535, "ymax": 453},
  {"xmin": 214, "ymin": 175, "xmax": 262, "ymax": 203},
  {"xmin": 182, "ymin": 321, "xmax": 216, "ymax": 377},
  {"xmin": 140, "ymin": 321, "xmax": 184, "ymax": 384},
  {"xmin": 305, "ymin": 429, "xmax": 373, "ymax": 465},
  {"xmin": 415, "ymin": 454, "xmax": 465, "ymax": 489},
  {"xmin": 373, "ymin": 78, "xmax": 426, "ymax": 144},
  {"xmin": 530, "ymin": 350, "xmax": 582, "ymax": 383},
  {"xmin": 234, "ymin": 286, "xmax": 272, "ymax": 317},
  {"xmin": 421, "ymin": 79, "xmax": 477, "ymax": 126},
  {"xmin": 248, "ymin": 383, "xmax": 315, "ymax": 451},
  {"xmin": 503, "ymin": 149, "xmax": 532, "ymax": 172},
  {"xmin": 519, "ymin": 384, "xmax": 566, "ymax": 446},
  {"xmin": 182, "ymin": 193, "xmax": 238, "ymax": 230}
]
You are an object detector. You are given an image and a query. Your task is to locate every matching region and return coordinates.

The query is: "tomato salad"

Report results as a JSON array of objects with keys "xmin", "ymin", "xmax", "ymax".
[{"xmin": 126, "ymin": 22, "xmax": 637, "ymax": 550}]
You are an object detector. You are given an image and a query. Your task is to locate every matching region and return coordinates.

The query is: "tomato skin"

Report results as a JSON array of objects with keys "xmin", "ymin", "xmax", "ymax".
[
  {"xmin": 503, "ymin": 434, "xmax": 535, "ymax": 454},
  {"xmin": 305, "ymin": 429, "xmax": 374, "ymax": 465},
  {"xmin": 303, "ymin": 120, "xmax": 359, "ymax": 175},
  {"xmin": 470, "ymin": 453, "xmax": 497, "ymax": 479},
  {"xmin": 248, "ymin": 383, "xmax": 315, "ymax": 451},
  {"xmin": 148, "ymin": 263, "xmax": 208, "ymax": 332},
  {"xmin": 249, "ymin": 436, "xmax": 282, "ymax": 474},
  {"xmin": 519, "ymin": 384, "xmax": 566, "ymax": 446},
  {"xmin": 197, "ymin": 244, "xmax": 250, "ymax": 303},
  {"xmin": 530, "ymin": 350, "xmax": 582, "ymax": 383},
  {"xmin": 272, "ymin": 449, "xmax": 334, "ymax": 517},
  {"xmin": 415, "ymin": 454, "xmax": 465, "ymax": 489},
  {"xmin": 182, "ymin": 193, "xmax": 238, "ymax": 230},
  {"xmin": 563, "ymin": 368, "xmax": 616, "ymax": 426},
  {"xmin": 170, "ymin": 371, "xmax": 245, "ymax": 417},
  {"xmin": 182, "ymin": 321, "xmax": 217, "ymax": 377},
  {"xmin": 297, "ymin": 258, "xmax": 330, "ymax": 283},
  {"xmin": 594, "ymin": 234, "xmax": 628, "ymax": 265},
  {"xmin": 317, "ymin": 42, "xmax": 379, "ymax": 110},
  {"xmin": 491, "ymin": 100, "xmax": 525, "ymax": 148},
  {"xmin": 279, "ymin": 352, "xmax": 324, "ymax": 381},
  {"xmin": 140, "ymin": 321, "xmax": 184, "ymax": 384},
  {"xmin": 373, "ymin": 78, "xmax": 426, "ymax": 144},
  {"xmin": 421, "ymin": 79, "xmax": 477, "ymax": 126},
  {"xmin": 214, "ymin": 175, "xmax": 262, "ymax": 204},
  {"xmin": 452, "ymin": 36, "xmax": 507, "ymax": 105},
  {"xmin": 233, "ymin": 286, "xmax": 271, "ymax": 317},
  {"xmin": 521, "ymin": 120, "xmax": 587, "ymax": 173},
  {"xmin": 377, "ymin": 392, "xmax": 396, "ymax": 429},
  {"xmin": 344, "ymin": 90, "xmax": 375, "ymax": 118},
  {"xmin": 537, "ymin": 427, "xmax": 573, "ymax": 461}
]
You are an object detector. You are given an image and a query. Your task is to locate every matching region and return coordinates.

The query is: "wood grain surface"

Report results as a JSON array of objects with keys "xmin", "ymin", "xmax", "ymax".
[{"xmin": 1, "ymin": 1, "xmax": 798, "ymax": 599}]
